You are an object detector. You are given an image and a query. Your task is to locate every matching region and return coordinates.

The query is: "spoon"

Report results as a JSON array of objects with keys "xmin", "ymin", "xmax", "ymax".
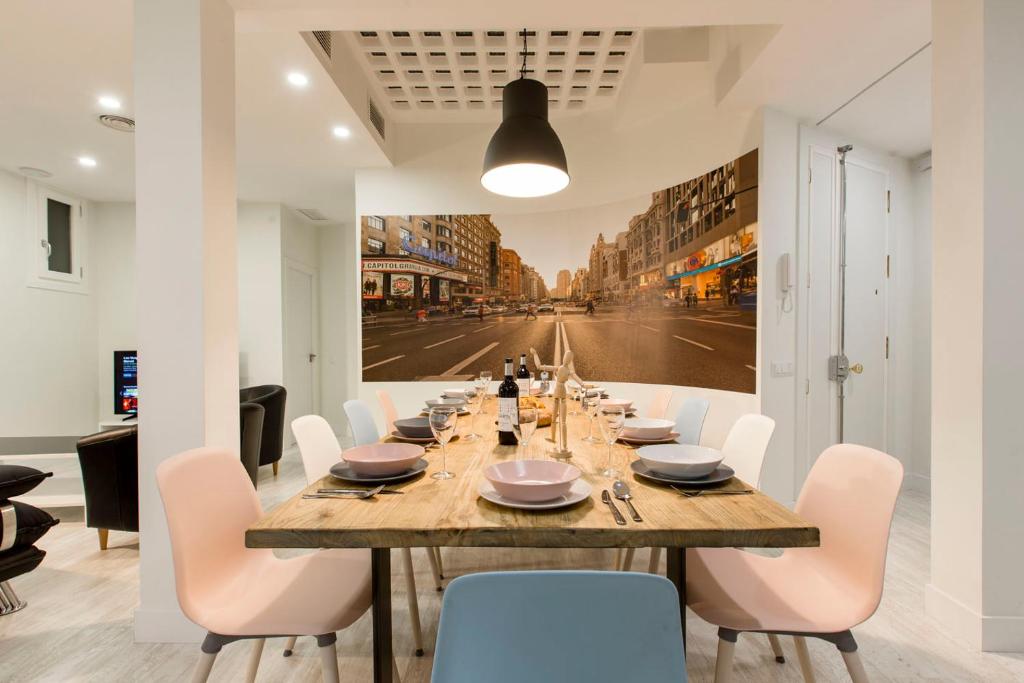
[{"xmin": 612, "ymin": 480, "xmax": 643, "ymax": 522}]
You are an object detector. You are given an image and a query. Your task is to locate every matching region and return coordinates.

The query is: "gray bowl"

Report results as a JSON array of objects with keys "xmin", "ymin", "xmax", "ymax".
[
  {"xmin": 424, "ymin": 397, "xmax": 466, "ymax": 411},
  {"xmin": 394, "ymin": 417, "xmax": 433, "ymax": 439}
]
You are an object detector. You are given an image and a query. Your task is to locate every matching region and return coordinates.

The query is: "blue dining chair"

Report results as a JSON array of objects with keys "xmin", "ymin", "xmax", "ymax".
[{"xmin": 432, "ymin": 571, "xmax": 687, "ymax": 683}]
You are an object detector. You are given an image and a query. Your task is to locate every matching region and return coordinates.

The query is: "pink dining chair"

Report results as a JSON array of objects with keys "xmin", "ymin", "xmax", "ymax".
[
  {"xmin": 283, "ymin": 414, "xmax": 430, "ymax": 659},
  {"xmin": 686, "ymin": 443, "xmax": 904, "ymax": 683},
  {"xmin": 376, "ymin": 388, "xmax": 399, "ymax": 437},
  {"xmin": 647, "ymin": 386, "xmax": 674, "ymax": 420},
  {"xmin": 156, "ymin": 447, "xmax": 386, "ymax": 683}
]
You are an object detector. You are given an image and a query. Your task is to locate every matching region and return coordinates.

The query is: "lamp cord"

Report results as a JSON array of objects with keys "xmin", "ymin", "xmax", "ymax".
[{"xmin": 520, "ymin": 28, "xmax": 527, "ymax": 79}]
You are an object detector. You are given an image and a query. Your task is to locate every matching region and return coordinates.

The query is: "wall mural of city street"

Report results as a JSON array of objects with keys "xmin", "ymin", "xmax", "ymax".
[{"xmin": 360, "ymin": 148, "xmax": 758, "ymax": 392}]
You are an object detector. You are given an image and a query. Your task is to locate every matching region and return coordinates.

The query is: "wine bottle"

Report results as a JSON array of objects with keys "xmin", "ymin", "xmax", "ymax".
[
  {"xmin": 497, "ymin": 357, "xmax": 520, "ymax": 445},
  {"xmin": 516, "ymin": 353, "xmax": 531, "ymax": 395}
]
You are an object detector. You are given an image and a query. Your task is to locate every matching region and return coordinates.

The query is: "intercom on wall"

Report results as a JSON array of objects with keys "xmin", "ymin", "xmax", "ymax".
[{"xmin": 779, "ymin": 252, "xmax": 794, "ymax": 312}]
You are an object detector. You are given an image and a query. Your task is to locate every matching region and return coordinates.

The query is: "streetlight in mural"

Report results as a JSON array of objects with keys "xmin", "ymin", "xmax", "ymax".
[{"xmin": 481, "ymin": 29, "xmax": 570, "ymax": 198}]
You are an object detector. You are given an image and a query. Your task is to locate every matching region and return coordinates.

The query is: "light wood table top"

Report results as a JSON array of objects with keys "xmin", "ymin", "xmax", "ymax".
[{"xmin": 246, "ymin": 398, "xmax": 818, "ymax": 551}]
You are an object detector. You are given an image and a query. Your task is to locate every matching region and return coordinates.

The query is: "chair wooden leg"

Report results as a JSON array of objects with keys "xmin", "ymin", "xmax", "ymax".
[
  {"xmin": 614, "ymin": 548, "xmax": 623, "ymax": 570},
  {"xmin": 272, "ymin": 461, "xmax": 279, "ymax": 476},
  {"xmin": 401, "ymin": 549, "xmax": 425, "ymax": 656},
  {"xmin": 190, "ymin": 651, "xmax": 218, "ymax": 683},
  {"xmin": 620, "ymin": 548, "xmax": 635, "ymax": 571},
  {"xmin": 794, "ymin": 636, "xmax": 816, "ymax": 682},
  {"xmin": 768, "ymin": 633, "xmax": 786, "ymax": 663},
  {"xmin": 714, "ymin": 636, "xmax": 736, "ymax": 683},
  {"xmin": 318, "ymin": 639, "xmax": 340, "ymax": 683},
  {"xmin": 433, "ymin": 546, "xmax": 445, "ymax": 579},
  {"xmin": 426, "ymin": 547, "xmax": 443, "ymax": 591},
  {"xmin": 97, "ymin": 528, "xmax": 109, "ymax": 550},
  {"xmin": 245, "ymin": 638, "xmax": 264, "ymax": 683},
  {"xmin": 841, "ymin": 649, "xmax": 870, "ymax": 683},
  {"xmin": 647, "ymin": 547, "xmax": 662, "ymax": 574},
  {"xmin": 282, "ymin": 635, "xmax": 298, "ymax": 657}
]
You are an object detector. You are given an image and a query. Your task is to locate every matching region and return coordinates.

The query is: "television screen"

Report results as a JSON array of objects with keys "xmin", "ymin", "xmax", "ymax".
[{"xmin": 114, "ymin": 350, "xmax": 138, "ymax": 415}]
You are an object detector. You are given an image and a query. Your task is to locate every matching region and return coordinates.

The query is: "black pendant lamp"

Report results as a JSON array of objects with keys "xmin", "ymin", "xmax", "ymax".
[{"xmin": 481, "ymin": 29, "xmax": 570, "ymax": 198}]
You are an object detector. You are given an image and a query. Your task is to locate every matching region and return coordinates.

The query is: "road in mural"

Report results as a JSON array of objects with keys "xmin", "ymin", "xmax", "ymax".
[{"xmin": 360, "ymin": 149, "xmax": 758, "ymax": 392}]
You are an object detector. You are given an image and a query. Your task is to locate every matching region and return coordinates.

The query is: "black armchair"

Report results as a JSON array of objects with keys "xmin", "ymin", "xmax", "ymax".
[
  {"xmin": 76, "ymin": 426, "xmax": 138, "ymax": 550},
  {"xmin": 238, "ymin": 385, "xmax": 287, "ymax": 475},
  {"xmin": 239, "ymin": 401, "xmax": 264, "ymax": 487}
]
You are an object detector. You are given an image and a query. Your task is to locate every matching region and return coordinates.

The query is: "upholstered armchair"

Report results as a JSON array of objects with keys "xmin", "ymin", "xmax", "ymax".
[
  {"xmin": 76, "ymin": 426, "xmax": 138, "ymax": 550},
  {"xmin": 239, "ymin": 401, "xmax": 264, "ymax": 487},
  {"xmin": 238, "ymin": 385, "xmax": 287, "ymax": 475}
]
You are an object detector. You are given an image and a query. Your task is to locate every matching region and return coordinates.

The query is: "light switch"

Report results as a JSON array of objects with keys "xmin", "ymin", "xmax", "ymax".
[{"xmin": 771, "ymin": 361, "xmax": 794, "ymax": 377}]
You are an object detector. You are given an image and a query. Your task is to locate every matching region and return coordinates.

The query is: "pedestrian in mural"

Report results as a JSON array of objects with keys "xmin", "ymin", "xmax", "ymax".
[
  {"xmin": 525, "ymin": 303, "xmax": 538, "ymax": 320},
  {"xmin": 477, "ymin": 305, "xmax": 485, "ymax": 323},
  {"xmin": 585, "ymin": 299, "xmax": 595, "ymax": 316},
  {"xmin": 729, "ymin": 282, "xmax": 740, "ymax": 306},
  {"xmin": 705, "ymin": 286, "xmax": 710, "ymax": 302}
]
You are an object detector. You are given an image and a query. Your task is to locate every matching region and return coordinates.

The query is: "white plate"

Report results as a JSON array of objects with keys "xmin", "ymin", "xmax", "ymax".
[
  {"xmin": 478, "ymin": 478, "xmax": 592, "ymax": 510},
  {"xmin": 619, "ymin": 432, "xmax": 681, "ymax": 445}
]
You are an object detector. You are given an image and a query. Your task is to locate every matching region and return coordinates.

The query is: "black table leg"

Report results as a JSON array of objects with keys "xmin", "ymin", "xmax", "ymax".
[
  {"xmin": 371, "ymin": 548, "xmax": 392, "ymax": 683},
  {"xmin": 665, "ymin": 546, "xmax": 687, "ymax": 653}
]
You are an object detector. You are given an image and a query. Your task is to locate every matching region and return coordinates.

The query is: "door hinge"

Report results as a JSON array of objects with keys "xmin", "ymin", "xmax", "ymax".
[
  {"xmin": 886, "ymin": 255, "xmax": 890, "ymax": 278},
  {"xmin": 885, "ymin": 336, "xmax": 890, "ymax": 359},
  {"xmin": 886, "ymin": 190, "xmax": 891, "ymax": 213},
  {"xmin": 805, "ymin": 378, "xmax": 810, "ymax": 395},
  {"xmin": 808, "ymin": 167, "xmax": 812, "ymax": 184}
]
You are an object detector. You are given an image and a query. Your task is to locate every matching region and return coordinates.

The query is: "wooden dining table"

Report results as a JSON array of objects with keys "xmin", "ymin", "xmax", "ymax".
[{"xmin": 246, "ymin": 396, "xmax": 819, "ymax": 683}]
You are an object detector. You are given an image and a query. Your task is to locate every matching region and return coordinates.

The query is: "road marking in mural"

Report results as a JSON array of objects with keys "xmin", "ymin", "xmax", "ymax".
[
  {"xmin": 442, "ymin": 342, "xmax": 500, "ymax": 376},
  {"xmin": 389, "ymin": 328, "xmax": 423, "ymax": 336},
  {"xmin": 471, "ymin": 324, "xmax": 496, "ymax": 334},
  {"xmin": 672, "ymin": 335, "xmax": 715, "ymax": 351},
  {"xmin": 362, "ymin": 344, "xmax": 381, "ymax": 351},
  {"xmin": 553, "ymin": 319, "xmax": 562, "ymax": 362},
  {"xmin": 640, "ymin": 325, "xmax": 660, "ymax": 333},
  {"xmin": 423, "ymin": 334, "xmax": 466, "ymax": 350},
  {"xmin": 687, "ymin": 318, "xmax": 756, "ymax": 331},
  {"xmin": 559, "ymin": 321, "xmax": 572, "ymax": 353},
  {"xmin": 363, "ymin": 355, "xmax": 405, "ymax": 371},
  {"xmin": 745, "ymin": 365, "xmax": 757, "ymax": 372}
]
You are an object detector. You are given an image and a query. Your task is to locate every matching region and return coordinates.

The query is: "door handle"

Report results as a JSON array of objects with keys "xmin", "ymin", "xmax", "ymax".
[
  {"xmin": 850, "ymin": 363, "xmax": 863, "ymax": 374},
  {"xmin": 308, "ymin": 353, "xmax": 317, "ymax": 362}
]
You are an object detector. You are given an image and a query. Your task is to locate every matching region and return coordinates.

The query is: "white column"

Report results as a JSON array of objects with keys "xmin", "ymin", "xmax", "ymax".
[
  {"xmin": 928, "ymin": 0, "xmax": 1024, "ymax": 652},
  {"xmin": 133, "ymin": 0, "xmax": 238, "ymax": 642}
]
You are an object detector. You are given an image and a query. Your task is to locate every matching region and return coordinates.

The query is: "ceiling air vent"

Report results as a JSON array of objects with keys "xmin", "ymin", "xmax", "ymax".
[
  {"xmin": 98, "ymin": 114, "xmax": 135, "ymax": 132},
  {"xmin": 368, "ymin": 97, "xmax": 386, "ymax": 140},
  {"xmin": 312, "ymin": 30, "xmax": 332, "ymax": 58},
  {"xmin": 296, "ymin": 208, "xmax": 328, "ymax": 221}
]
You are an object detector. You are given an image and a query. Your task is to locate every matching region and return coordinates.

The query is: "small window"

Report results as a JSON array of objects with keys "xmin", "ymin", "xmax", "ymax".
[
  {"xmin": 420, "ymin": 219, "xmax": 432, "ymax": 231},
  {"xmin": 367, "ymin": 215, "xmax": 385, "ymax": 230},
  {"xmin": 367, "ymin": 237, "xmax": 385, "ymax": 254},
  {"xmin": 421, "ymin": 237, "xmax": 431, "ymax": 248},
  {"xmin": 31, "ymin": 183, "xmax": 86, "ymax": 291}
]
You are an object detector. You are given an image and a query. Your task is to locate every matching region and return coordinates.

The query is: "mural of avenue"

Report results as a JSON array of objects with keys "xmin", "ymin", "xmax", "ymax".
[{"xmin": 360, "ymin": 149, "xmax": 758, "ymax": 392}]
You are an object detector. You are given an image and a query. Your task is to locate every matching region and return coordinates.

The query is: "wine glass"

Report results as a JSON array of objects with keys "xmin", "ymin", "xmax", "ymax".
[
  {"xmin": 462, "ymin": 384, "xmax": 484, "ymax": 442},
  {"xmin": 568, "ymin": 382, "xmax": 582, "ymax": 415},
  {"xmin": 598, "ymin": 406, "xmax": 626, "ymax": 477},
  {"xmin": 513, "ymin": 407, "xmax": 539, "ymax": 459},
  {"xmin": 479, "ymin": 370, "xmax": 493, "ymax": 401},
  {"xmin": 428, "ymin": 406, "xmax": 458, "ymax": 480},
  {"xmin": 582, "ymin": 392, "xmax": 601, "ymax": 443}
]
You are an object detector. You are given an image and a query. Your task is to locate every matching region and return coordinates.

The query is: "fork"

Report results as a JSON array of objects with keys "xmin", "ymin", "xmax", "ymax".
[
  {"xmin": 672, "ymin": 486, "xmax": 754, "ymax": 498},
  {"xmin": 317, "ymin": 487, "xmax": 404, "ymax": 495},
  {"xmin": 303, "ymin": 485, "xmax": 386, "ymax": 500}
]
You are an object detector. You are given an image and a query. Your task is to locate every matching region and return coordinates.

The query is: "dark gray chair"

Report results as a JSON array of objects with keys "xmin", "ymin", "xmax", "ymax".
[
  {"xmin": 239, "ymin": 385, "xmax": 287, "ymax": 476},
  {"xmin": 76, "ymin": 426, "xmax": 138, "ymax": 550},
  {"xmin": 239, "ymin": 402, "xmax": 264, "ymax": 487}
]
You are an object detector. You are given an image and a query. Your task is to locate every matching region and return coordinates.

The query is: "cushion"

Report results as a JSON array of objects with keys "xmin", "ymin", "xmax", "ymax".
[
  {"xmin": 1, "ymin": 501, "xmax": 58, "ymax": 551},
  {"xmin": 0, "ymin": 545, "xmax": 46, "ymax": 583},
  {"xmin": 0, "ymin": 465, "xmax": 52, "ymax": 500}
]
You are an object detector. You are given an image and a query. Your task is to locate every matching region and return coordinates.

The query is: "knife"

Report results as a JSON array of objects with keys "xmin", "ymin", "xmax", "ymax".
[
  {"xmin": 601, "ymin": 489, "xmax": 627, "ymax": 525},
  {"xmin": 317, "ymin": 488, "xmax": 404, "ymax": 495}
]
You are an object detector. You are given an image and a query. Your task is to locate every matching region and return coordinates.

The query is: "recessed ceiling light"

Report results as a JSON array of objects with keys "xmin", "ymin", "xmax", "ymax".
[
  {"xmin": 18, "ymin": 166, "xmax": 53, "ymax": 179},
  {"xmin": 98, "ymin": 95, "xmax": 122, "ymax": 110},
  {"xmin": 332, "ymin": 125, "xmax": 352, "ymax": 139},
  {"xmin": 287, "ymin": 72, "xmax": 309, "ymax": 87},
  {"xmin": 78, "ymin": 156, "xmax": 97, "ymax": 168}
]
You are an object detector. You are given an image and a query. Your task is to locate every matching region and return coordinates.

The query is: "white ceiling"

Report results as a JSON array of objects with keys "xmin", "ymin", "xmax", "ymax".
[
  {"xmin": 345, "ymin": 29, "xmax": 638, "ymax": 121},
  {"xmin": 0, "ymin": 0, "xmax": 933, "ymax": 222}
]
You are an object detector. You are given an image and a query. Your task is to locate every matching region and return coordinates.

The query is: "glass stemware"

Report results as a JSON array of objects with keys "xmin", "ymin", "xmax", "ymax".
[
  {"xmin": 428, "ymin": 406, "xmax": 458, "ymax": 480},
  {"xmin": 479, "ymin": 370, "xmax": 493, "ymax": 403},
  {"xmin": 582, "ymin": 392, "xmax": 601, "ymax": 443},
  {"xmin": 512, "ymin": 407, "xmax": 538, "ymax": 459},
  {"xmin": 462, "ymin": 382, "xmax": 484, "ymax": 442},
  {"xmin": 569, "ymin": 383, "xmax": 582, "ymax": 416},
  {"xmin": 598, "ymin": 406, "xmax": 626, "ymax": 477}
]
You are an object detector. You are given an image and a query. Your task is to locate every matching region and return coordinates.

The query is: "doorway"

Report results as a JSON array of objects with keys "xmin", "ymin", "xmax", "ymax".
[
  {"xmin": 284, "ymin": 261, "xmax": 318, "ymax": 441},
  {"xmin": 800, "ymin": 140, "xmax": 891, "ymax": 480}
]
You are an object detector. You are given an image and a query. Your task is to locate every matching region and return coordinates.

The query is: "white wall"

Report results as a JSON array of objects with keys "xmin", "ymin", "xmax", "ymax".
[
  {"xmin": 237, "ymin": 202, "xmax": 284, "ymax": 388},
  {"xmin": 318, "ymin": 221, "xmax": 359, "ymax": 435},
  {"xmin": 910, "ymin": 162, "xmax": 932, "ymax": 483},
  {"xmin": 93, "ymin": 202, "xmax": 137, "ymax": 424},
  {"xmin": 0, "ymin": 170, "xmax": 98, "ymax": 437}
]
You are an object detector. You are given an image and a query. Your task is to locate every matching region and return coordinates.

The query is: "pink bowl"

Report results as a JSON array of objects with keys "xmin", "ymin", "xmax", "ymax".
[
  {"xmin": 600, "ymin": 398, "xmax": 633, "ymax": 413},
  {"xmin": 484, "ymin": 460, "xmax": 581, "ymax": 502},
  {"xmin": 342, "ymin": 443, "xmax": 425, "ymax": 476}
]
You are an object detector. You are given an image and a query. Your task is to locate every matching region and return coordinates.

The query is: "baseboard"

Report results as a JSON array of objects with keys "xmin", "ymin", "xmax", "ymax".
[
  {"xmin": 902, "ymin": 472, "xmax": 930, "ymax": 494},
  {"xmin": 926, "ymin": 583, "xmax": 1024, "ymax": 652},
  {"xmin": 134, "ymin": 606, "xmax": 205, "ymax": 643}
]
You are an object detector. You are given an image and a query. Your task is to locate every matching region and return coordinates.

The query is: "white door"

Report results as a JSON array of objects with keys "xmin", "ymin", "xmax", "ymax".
[
  {"xmin": 803, "ymin": 145, "xmax": 889, "ymax": 471},
  {"xmin": 284, "ymin": 264, "xmax": 316, "ymax": 440}
]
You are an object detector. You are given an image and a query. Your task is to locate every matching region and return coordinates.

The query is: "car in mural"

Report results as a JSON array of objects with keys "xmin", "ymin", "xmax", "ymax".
[
  {"xmin": 491, "ymin": 305, "xmax": 507, "ymax": 314},
  {"xmin": 462, "ymin": 305, "xmax": 492, "ymax": 317},
  {"xmin": 537, "ymin": 302, "xmax": 555, "ymax": 313}
]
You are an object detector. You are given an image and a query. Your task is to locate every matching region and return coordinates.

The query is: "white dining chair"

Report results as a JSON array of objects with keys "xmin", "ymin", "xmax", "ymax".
[
  {"xmin": 344, "ymin": 399, "xmax": 445, "ymax": 588},
  {"xmin": 647, "ymin": 386, "xmax": 674, "ymax": 420},
  {"xmin": 621, "ymin": 397, "xmax": 711, "ymax": 573},
  {"xmin": 376, "ymin": 390, "xmax": 446, "ymax": 579},
  {"xmin": 720, "ymin": 413, "xmax": 776, "ymax": 487}
]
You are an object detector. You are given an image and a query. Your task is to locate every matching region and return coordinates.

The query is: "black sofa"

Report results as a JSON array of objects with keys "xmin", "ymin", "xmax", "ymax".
[{"xmin": 0, "ymin": 465, "xmax": 58, "ymax": 614}]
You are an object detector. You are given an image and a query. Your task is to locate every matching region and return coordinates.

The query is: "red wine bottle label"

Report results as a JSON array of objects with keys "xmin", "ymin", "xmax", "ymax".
[
  {"xmin": 498, "ymin": 397, "xmax": 518, "ymax": 432},
  {"xmin": 517, "ymin": 378, "xmax": 531, "ymax": 395}
]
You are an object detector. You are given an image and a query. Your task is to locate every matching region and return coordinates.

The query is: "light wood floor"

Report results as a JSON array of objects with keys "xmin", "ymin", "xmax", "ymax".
[{"xmin": 1, "ymin": 451, "xmax": 1022, "ymax": 682}]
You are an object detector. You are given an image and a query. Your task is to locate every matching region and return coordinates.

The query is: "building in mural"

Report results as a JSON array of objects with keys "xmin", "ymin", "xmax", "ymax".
[
  {"xmin": 500, "ymin": 248, "xmax": 522, "ymax": 300},
  {"xmin": 554, "ymin": 269, "xmax": 572, "ymax": 299}
]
